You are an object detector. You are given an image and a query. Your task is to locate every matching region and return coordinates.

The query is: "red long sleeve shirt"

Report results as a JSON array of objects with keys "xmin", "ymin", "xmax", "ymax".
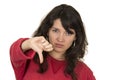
[{"xmin": 10, "ymin": 38, "xmax": 96, "ymax": 80}]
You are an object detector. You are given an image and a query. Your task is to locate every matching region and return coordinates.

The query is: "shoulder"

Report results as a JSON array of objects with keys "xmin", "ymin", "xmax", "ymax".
[
  {"xmin": 75, "ymin": 60, "xmax": 96, "ymax": 80},
  {"xmin": 76, "ymin": 60, "xmax": 91, "ymax": 71},
  {"xmin": 10, "ymin": 38, "xmax": 29, "ymax": 48},
  {"xmin": 16, "ymin": 38, "xmax": 29, "ymax": 43},
  {"xmin": 11, "ymin": 38, "xmax": 29, "ymax": 45}
]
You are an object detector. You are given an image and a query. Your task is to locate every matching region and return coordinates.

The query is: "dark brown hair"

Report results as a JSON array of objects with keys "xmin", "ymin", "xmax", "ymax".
[{"xmin": 33, "ymin": 4, "xmax": 88, "ymax": 80}]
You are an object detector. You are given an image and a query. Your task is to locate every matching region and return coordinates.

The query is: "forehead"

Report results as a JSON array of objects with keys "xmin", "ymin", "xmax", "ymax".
[
  {"xmin": 52, "ymin": 19, "xmax": 63, "ymax": 28},
  {"xmin": 52, "ymin": 19, "xmax": 74, "ymax": 31}
]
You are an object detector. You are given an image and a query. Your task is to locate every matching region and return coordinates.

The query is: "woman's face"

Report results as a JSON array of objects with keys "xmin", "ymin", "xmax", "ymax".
[{"xmin": 48, "ymin": 19, "xmax": 76, "ymax": 54}]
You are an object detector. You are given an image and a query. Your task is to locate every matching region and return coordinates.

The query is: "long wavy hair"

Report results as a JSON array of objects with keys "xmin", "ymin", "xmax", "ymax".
[{"xmin": 32, "ymin": 4, "xmax": 88, "ymax": 80}]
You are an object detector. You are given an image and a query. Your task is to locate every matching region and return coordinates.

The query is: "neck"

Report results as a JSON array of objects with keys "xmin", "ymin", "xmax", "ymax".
[{"xmin": 49, "ymin": 51, "xmax": 65, "ymax": 61}]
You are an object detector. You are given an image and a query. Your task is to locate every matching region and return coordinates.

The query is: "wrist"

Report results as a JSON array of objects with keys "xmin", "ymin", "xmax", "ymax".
[{"xmin": 21, "ymin": 39, "xmax": 31, "ymax": 52}]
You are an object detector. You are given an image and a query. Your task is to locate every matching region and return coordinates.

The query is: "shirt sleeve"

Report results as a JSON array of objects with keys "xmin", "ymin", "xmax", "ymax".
[
  {"xmin": 86, "ymin": 67, "xmax": 96, "ymax": 80},
  {"xmin": 9, "ymin": 38, "xmax": 36, "ymax": 80},
  {"xmin": 75, "ymin": 61, "xmax": 96, "ymax": 80}
]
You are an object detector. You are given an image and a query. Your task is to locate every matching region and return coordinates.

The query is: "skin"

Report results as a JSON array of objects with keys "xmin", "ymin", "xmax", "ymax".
[
  {"xmin": 48, "ymin": 19, "xmax": 76, "ymax": 60},
  {"xmin": 21, "ymin": 19, "xmax": 76, "ymax": 63}
]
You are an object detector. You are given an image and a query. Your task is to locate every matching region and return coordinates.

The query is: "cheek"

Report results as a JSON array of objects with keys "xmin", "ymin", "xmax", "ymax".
[
  {"xmin": 48, "ymin": 34, "xmax": 55, "ymax": 43},
  {"xmin": 66, "ymin": 36, "xmax": 76, "ymax": 47},
  {"xmin": 65, "ymin": 39, "xmax": 74, "ymax": 46}
]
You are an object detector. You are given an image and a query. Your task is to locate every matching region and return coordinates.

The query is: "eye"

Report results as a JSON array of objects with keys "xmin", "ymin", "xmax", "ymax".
[
  {"xmin": 65, "ymin": 30, "xmax": 75, "ymax": 36},
  {"xmin": 65, "ymin": 31, "xmax": 74, "ymax": 36},
  {"xmin": 52, "ymin": 28, "xmax": 59, "ymax": 33}
]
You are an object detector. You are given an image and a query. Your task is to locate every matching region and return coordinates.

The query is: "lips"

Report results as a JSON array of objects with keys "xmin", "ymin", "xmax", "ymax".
[{"xmin": 54, "ymin": 43, "xmax": 64, "ymax": 48}]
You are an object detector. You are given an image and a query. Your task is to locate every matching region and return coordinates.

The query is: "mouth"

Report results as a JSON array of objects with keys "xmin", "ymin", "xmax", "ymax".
[{"xmin": 54, "ymin": 43, "xmax": 64, "ymax": 48}]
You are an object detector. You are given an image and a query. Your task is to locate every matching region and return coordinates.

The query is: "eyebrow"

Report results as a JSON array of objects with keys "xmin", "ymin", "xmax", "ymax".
[
  {"xmin": 51, "ymin": 27, "xmax": 75, "ymax": 34},
  {"xmin": 52, "ymin": 27, "xmax": 58, "ymax": 29},
  {"xmin": 51, "ymin": 27, "xmax": 61, "ymax": 30}
]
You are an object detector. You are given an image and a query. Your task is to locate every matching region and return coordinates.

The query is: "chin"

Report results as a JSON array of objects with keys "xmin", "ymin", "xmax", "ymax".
[{"xmin": 53, "ymin": 48, "xmax": 66, "ymax": 53}]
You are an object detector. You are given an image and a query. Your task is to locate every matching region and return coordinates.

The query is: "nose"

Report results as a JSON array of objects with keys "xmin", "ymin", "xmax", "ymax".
[{"xmin": 57, "ymin": 33, "xmax": 64, "ymax": 42}]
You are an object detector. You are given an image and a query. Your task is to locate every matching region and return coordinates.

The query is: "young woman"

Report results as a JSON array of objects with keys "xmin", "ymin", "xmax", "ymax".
[{"xmin": 10, "ymin": 4, "xmax": 96, "ymax": 80}]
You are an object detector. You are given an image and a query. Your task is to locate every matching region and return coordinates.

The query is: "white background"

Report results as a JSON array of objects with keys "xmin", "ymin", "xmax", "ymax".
[{"xmin": 0, "ymin": 0, "xmax": 120, "ymax": 80}]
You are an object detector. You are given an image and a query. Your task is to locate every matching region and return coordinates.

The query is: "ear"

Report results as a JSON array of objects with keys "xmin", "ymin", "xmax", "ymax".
[{"xmin": 74, "ymin": 36, "xmax": 76, "ymax": 41}]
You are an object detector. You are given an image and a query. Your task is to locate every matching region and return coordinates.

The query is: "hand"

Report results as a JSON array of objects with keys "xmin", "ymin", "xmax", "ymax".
[{"xmin": 22, "ymin": 36, "xmax": 53, "ymax": 63}]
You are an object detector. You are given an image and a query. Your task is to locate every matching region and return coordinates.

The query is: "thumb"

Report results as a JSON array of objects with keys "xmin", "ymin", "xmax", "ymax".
[{"xmin": 37, "ymin": 50, "xmax": 44, "ymax": 64}]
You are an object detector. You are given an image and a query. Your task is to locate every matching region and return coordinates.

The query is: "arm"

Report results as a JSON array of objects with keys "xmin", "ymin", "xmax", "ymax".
[
  {"xmin": 21, "ymin": 36, "xmax": 53, "ymax": 63},
  {"xmin": 10, "ymin": 38, "xmax": 35, "ymax": 62},
  {"xmin": 10, "ymin": 37, "xmax": 53, "ymax": 79},
  {"xmin": 10, "ymin": 38, "xmax": 36, "ymax": 80},
  {"xmin": 10, "ymin": 37, "xmax": 53, "ymax": 64}
]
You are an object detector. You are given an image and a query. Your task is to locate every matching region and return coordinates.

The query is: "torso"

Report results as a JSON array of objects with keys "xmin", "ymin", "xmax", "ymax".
[
  {"xmin": 23, "ymin": 55, "xmax": 94, "ymax": 80},
  {"xmin": 23, "ymin": 55, "xmax": 71, "ymax": 80}
]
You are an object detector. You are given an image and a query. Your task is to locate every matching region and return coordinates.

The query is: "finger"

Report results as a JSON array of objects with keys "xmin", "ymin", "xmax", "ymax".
[
  {"xmin": 41, "ymin": 39, "xmax": 46, "ymax": 43},
  {"xmin": 41, "ymin": 41, "xmax": 52, "ymax": 50},
  {"xmin": 42, "ymin": 41, "xmax": 49, "ymax": 46},
  {"xmin": 44, "ymin": 44, "xmax": 53, "ymax": 49},
  {"xmin": 46, "ymin": 48, "xmax": 53, "ymax": 52},
  {"xmin": 32, "ymin": 44, "xmax": 44, "ymax": 64},
  {"xmin": 44, "ymin": 44, "xmax": 53, "ymax": 52},
  {"xmin": 37, "ymin": 49, "xmax": 44, "ymax": 63}
]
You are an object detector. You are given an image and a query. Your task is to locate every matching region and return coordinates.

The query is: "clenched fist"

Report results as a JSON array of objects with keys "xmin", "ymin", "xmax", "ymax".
[{"xmin": 21, "ymin": 36, "xmax": 53, "ymax": 63}]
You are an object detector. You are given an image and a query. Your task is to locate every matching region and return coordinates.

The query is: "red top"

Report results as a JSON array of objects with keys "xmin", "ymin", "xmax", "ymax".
[{"xmin": 10, "ymin": 38, "xmax": 96, "ymax": 80}]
